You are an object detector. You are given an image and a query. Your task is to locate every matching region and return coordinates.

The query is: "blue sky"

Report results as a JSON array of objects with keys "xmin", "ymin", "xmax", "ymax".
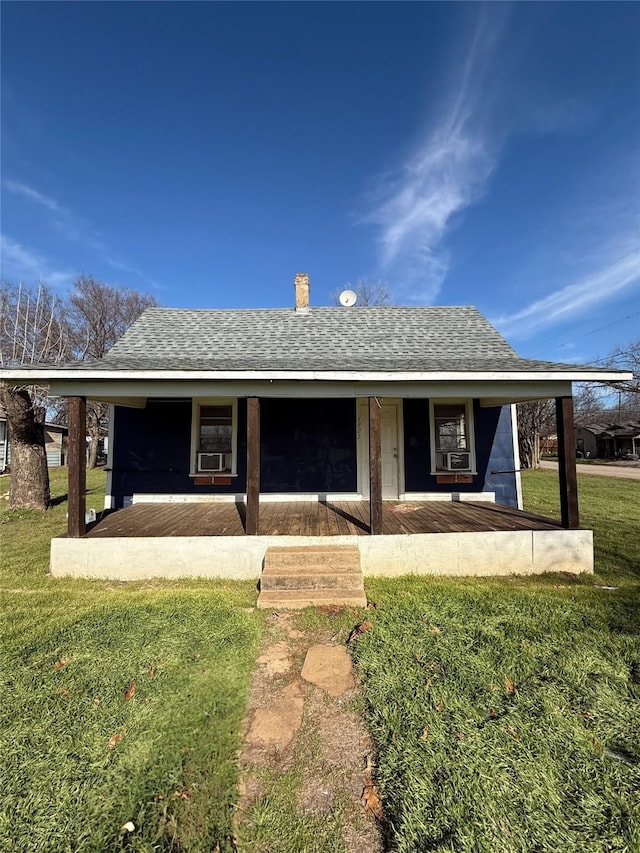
[{"xmin": 1, "ymin": 1, "xmax": 639, "ymax": 366}]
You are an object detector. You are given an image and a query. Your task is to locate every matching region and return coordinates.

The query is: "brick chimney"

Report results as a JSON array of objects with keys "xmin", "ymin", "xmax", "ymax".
[{"xmin": 294, "ymin": 272, "xmax": 310, "ymax": 312}]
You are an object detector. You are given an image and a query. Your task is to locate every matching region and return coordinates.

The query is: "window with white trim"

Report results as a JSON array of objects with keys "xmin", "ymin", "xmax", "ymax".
[
  {"xmin": 430, "ymin": 400, "xmax": 476, "ymax": 473},
  {"xmin": 191, "ymin": 399, "xmax": 238, "ymax": 475}
]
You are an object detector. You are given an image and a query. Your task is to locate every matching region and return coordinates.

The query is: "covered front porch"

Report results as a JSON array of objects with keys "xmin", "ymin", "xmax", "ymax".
[{"xmin": 50, "ymin": 497, "xmax": 594, "ymax": 579}]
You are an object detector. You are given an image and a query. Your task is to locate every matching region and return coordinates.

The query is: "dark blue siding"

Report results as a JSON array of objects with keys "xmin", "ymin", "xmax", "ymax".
[
  {"xmin": 481, "ymin": 405, "xmax": 519, "ymax": 508},
  {"xmin": 402, "ymin": 400, "xmax": 518, "ymax": 506},
  {"xmin": 110, "ymin": 396, "xmax": 516, "ymax": 509},
  {"xmin": 260, "ymin": 399, "xmax": 357, "ymax": 492},
  {"xmin": 111, "ymin": 399, "xmax": 247, "ymax": 506},
  {"xmin": 110, "ymin": 397, "xmax": 357, "ymax": 506}
]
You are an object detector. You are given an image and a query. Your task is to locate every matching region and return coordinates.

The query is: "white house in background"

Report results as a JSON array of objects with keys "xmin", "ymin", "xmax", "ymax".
[{"xmin": 0, "ymin": 408, "xmax": 68, "ymax": 472}]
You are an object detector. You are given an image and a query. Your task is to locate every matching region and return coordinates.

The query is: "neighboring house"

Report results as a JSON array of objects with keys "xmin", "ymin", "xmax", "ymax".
[
  {"xmin": 0, "ymin": 274, "xmax": 631, "ymax": 590},
  {"xmin": 576, "ymin": 422, "xmax": 640, "ymax": 458},
  {"xmin": 44, "ymin": 423, "xmax": 68, "ymax": 467},
  {"xmin": 0, "ymin": 408, "xmax": 67, "ymax": 471}
]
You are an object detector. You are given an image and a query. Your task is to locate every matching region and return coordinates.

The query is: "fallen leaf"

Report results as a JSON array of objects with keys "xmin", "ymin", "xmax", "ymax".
[
  {"xmin": 489, "ymin": 708, "xmax": 498, "ymax": 718},
  {"xmin": 120, "ymin": 821, "xmax": 135, "ymax": 833},
  {"xmin": 436, "ymin": 701, "xmax": 446, "ymax": 712},
  {"xmin": 499, "ymin": 820, "xmax": 510, "ymax": 834},
  {"xmin": 507, "ymin": 725, "xmax": 520, "ymax": 741},
  {"xmin": 173, "ymin": 787, "xmax": 192, "ymax": 801},
  {"xmin": 108, "ymin": 732, "xmax": 124, "ymax": 749},
  {"xmin": 123, "ymin": 680, "xmax": 136, "ymax": 701},
  {"xmin": 429, "ymin": 626, "xmax": 442, "ymax": 634},
  {"xmin": 456, "ymin": 731, "xmax": 465, "ymax": 741},
  {"xmin": 420, "ymin": 726, "xmax": 430, "ymax": 741},
  {"xmin": 93, "ymin": 697, "xmax": 100, "ymax": 705},
  {"xmin": 362, "ymin": 783, "xmax": 384, "ymax": 819},
  {"xmin": 58, "ymin": 688, "xmax": 70, "ymax": 699},
  {"xmin": 147, "ymin": 667, "xmax": 156, "ymax": 679},
  {"xmin": 347, "ymin": 620, "xmax": 373, "ymax": 643},
  {"xmin": 504, "ymin": 676, "xmax": 515, "ymax": 695},
  {"xmin": 54, "ymin": 657, "xmax": 70, "ymax": 671}
]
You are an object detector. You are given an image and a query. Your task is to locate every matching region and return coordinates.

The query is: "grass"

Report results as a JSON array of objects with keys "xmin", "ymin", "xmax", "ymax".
[
  {"xmin": 349, "ymin": 470, "xmax": 640, "ymax": 852},
  {"xmin": 1, "ymin": 468, "xmax": 264, "ymax": 852},
  {"xmin": 1, "ymin": 467, "xmax": 639, "ymax": 851}
]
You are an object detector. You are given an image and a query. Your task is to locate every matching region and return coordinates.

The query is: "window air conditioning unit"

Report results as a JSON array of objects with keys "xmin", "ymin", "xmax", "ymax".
[
  {"xmin": 198, "ymin": 452, "xmax": 226, "ymax": 472},
  {"xmin": 437, "ymin": 451, "xmax": 471, "ymax": 471}
]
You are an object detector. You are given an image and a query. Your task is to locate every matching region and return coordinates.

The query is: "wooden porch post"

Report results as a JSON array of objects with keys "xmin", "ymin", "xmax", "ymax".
[
  {"xmin": 68, "ymin": 396, "xmax": 86, "ymax": 538},
  {"xmin": 369, "ymin": 396, "xmax": 383, "ymax": 535},
  {"xmin": 556, "ymin": 396, "xmax": 579, "ymax": 529},
  {"xmin": 246, "ymin": 397, "xmax": 260, "ymax": 535}
]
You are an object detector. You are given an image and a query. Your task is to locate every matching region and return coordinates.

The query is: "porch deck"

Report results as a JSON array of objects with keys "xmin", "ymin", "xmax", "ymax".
[
  {"xmin": 51, "ymin": 499, "xmax": 592, "ymax": 581},
  {"xmin": 84, "ymin": 500, "xmax": 563, "ymax": 538}
]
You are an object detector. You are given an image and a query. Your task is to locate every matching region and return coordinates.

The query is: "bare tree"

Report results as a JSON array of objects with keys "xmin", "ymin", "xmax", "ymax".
[
  {"xmin": 516, "ymin": 399, "xmax": 556, "ymax": 469},
  {"xmin": 573, "ymin": 383, "xmax": 604, "ymax": 427},
  {"xmin": 64, "ymin": 276, "xmax": 156, "ymax": 467},
  {"xmin": 603, "ymin": 340, "xmax": 639, "ymax": 402},
  {"xmin": 331, "ymin": 279, "xmax": 393, "ymax": 307},
  {"xmin": 0, "ymin": 282, "xmax": 67, "ymax": 508}
]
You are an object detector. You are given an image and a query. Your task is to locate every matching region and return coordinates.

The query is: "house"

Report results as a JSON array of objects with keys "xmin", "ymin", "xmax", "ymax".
[
  {"xmin": 576, "ymin": 422, "xmax": 640, "ymax": 458},
  {"xmin": 0, "ymin": 408, "xmax": 67, "ymax": 472},
  {"xmin": 0, "ymin": 274, "xmax": 631, "ymax": 597}
]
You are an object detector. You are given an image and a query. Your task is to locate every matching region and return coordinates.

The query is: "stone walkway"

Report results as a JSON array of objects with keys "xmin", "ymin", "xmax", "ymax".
[{"xmin": 235, "ymin": 611, "xmax": 383, "ymax": 852}]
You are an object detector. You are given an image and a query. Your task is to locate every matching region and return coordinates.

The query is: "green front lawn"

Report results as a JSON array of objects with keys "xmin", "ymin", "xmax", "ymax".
[
  {"xmin": 352, "ymin": 471, "xmax": 640, "ymax": 852},
  {"xmin": 1, "ymin": 469, "xmax": 264, "ymax": 852},
  {"xmin": 1, "ymin": 468, "xmax": 638, "ymax": 852}
]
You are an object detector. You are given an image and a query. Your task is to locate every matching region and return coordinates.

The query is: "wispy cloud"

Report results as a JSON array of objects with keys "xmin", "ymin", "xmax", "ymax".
[
  {"xmin": 2, "ymin": 179, "xmax": 158, "ymax": 288},
  {"xmin": 491, "ymin": 248, "xmax": 640, "ymax": 339},
  {"xmin": 0, "ymin": 233, "xmax": 76, "ymax": 288},
  {"xmin": 363, "ymin": 8, "xmax": 508, "ymax": 301},
  {"xmin": 3, "ymin": 179, "xmax": 63, "ymax": 214}
]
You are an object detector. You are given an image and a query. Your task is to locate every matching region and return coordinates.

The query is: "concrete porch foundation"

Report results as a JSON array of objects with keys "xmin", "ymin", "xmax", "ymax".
[{"xmin": 50, "ymin": 528, "xmax": 594, "ymax": 580}]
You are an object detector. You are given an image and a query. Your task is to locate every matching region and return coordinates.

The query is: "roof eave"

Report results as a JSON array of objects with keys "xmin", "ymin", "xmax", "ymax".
[{"xmin": 1, "ymin": 368, "xmax": 634, "ymax": 383}]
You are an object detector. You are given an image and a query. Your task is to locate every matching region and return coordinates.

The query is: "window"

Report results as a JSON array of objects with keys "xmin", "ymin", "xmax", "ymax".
[
  {"xmin": 430, "ymin": 400, "xmax": 476, "ymax": 473},
  {"xmin": 191, "ymin": 399, "xmax": 238, "ymax": 475},
  {"xmin": 434, "ymin": 404, "xmax": 467, "ymax": 451}
]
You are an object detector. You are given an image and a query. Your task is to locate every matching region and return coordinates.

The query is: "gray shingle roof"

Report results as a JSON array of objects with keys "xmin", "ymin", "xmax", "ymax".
[
  {"xmin": 87, "ymin": 305, "xmax": 560, "ymax": 372},
  {"xmin": 3, "ymin": 306, "xmax": 616, "ymax": 376}
]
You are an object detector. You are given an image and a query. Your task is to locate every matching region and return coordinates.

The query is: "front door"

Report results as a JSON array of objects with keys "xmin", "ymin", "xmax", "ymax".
[
  {"xmin": 357, "ymin": 399, "xmax": 401, "ymax": 499},
  {"xmin": 381, "ymin": 402, "xmax": 399, "ymax": 498}
]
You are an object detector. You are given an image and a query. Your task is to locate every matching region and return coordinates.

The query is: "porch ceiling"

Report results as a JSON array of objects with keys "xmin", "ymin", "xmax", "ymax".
[{"xmin": 41, "ymin": 377, "xmax": 579, "ymax": 405}]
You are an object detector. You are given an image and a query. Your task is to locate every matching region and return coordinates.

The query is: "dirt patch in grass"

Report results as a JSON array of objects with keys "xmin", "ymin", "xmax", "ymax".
[{"xmin": 236, "ymin": 611, "xmax": 383, "ymax": 853}]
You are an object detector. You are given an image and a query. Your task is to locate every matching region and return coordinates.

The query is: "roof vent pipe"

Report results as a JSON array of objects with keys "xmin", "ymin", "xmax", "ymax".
[{"xmin": 294, "ymin": 273, "xmax": 310, "ymax": 313}]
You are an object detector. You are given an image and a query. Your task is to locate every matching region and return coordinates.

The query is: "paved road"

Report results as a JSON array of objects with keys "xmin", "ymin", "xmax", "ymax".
[{"xmin": 539, "ymin": 460, "xmax": 640, "ymax": 481}]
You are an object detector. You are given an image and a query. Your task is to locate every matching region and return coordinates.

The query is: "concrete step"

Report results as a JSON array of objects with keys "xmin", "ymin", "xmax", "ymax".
[
  {"xmin": 258, "ymin": 545, "xmax": 366, "ymax": 609},
  {"xmin": 257, "ymin": 588, "xmax": 367, "ymax": 610},
  {"xmin": 263, "ymin": 545, "xmax": 361, "ymax": 572},
  {"xmin": 260, "ymin": 569, "xmax": 364, "ymax": 591}
]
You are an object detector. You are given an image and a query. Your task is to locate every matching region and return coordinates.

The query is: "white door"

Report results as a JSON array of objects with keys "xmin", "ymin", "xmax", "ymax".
[
  {"xmin": 357, "ymin": 399, "xmax": 402, "ymax": 499},
  {"xmin": 381, "ymin": 402, "xmax": 399, "ymax": 498}
]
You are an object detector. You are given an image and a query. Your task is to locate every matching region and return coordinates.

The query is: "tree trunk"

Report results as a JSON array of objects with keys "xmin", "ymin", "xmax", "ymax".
[
  {"xmin": 532, "ymin": 430, "xmax": 541, "ymax": 469},
  {"xmin": 86, "ymin": 402, "xmax": 105, "ymax": 469},
  {"xmin": 87, "ymin": 414, "xmax": 99, "ymax": 470},
  {"xmin": 0, "ymin": 384, "xmax": 50, "ymax": 509}
]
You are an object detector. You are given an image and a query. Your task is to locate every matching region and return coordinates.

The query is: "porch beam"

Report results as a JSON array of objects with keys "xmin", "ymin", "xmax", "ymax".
[
  {"xmin": 556, "ymin": 395, "xmax": 579, "ymax": 529},
  {"xmin": 369, "ymin": 396, "xmax": 383, "ymax": 535},
  {"xmin": 246, "ymin": 396, "xmax": 260, "ymax": 535},
  {"xmin": 68, "ymin": 395, "xmax": 86, "ymax": 538}
]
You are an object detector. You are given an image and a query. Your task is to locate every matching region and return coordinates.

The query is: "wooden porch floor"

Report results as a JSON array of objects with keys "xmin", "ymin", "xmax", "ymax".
[{"xmin": 84, "ymin": 500, "xmax": 563, "ymax": 538}]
